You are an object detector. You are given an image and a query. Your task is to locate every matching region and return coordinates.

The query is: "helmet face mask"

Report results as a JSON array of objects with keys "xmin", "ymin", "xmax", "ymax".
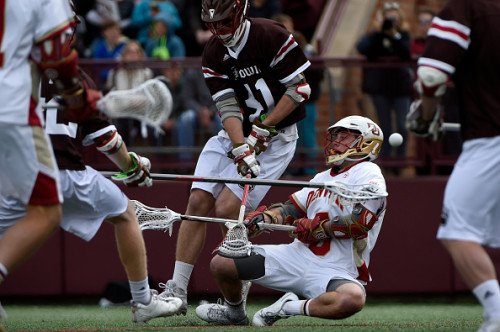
[
  {"xmin": 325, "ymin": 116, "xmax": 383, "ymax": 166},
  {"xmin": 202, "ymin": 0, "xmax": 248, "ymax": 47}
]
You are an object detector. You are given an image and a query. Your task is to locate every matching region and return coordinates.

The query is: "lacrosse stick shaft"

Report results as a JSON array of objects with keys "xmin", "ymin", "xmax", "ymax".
[
  {"xmin": 180, "ymin": 214, "xmax": 295, "ymax": 231},
  {"xmin": 237, "ymin": 173, "xmax": 251, "ymax": 224},
  {"xmin": 101, "ymin": 171, "xmax": 325, "ymax": 189},
  {"xmin": 442, "ymin": 122, "xmax": 460, "ymax": 132}
]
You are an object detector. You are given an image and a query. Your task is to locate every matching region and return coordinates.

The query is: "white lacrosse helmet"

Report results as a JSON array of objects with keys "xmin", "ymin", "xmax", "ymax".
[{"xmin": 325, "ymin": 115, "xmax": 384, "ymax": 166}]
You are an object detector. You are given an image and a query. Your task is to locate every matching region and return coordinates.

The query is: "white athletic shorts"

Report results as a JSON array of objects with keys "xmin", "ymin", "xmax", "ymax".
[
  {"xmin": 437, "ymin": 135, "xmax": 500, "ymax": 247},
  {"xmin": 0, "ymin": 124, "xmax": 61, "ymax": 205},
  {"xmin": 251, "ymin": 241, "xmax": 364, "ymax": 299},
  {"xmin": 192, "ymin": 134, "xmax": 296, "ymax": 211},
  {"xmin": 0, "ymin": 166, "xmax": 128, "ymax": 242}
]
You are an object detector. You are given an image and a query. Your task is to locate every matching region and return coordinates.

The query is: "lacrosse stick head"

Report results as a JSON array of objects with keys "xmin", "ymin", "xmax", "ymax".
[
  {"xmin": 97, "ymin": 78, "xmax": 172, "ymax": 135},
  {"xmin": 325, "ymin": 116, "xmax": 383, "ymax": 166},
  {"xmin": 132, "ymin": 200, "xmax": 177, "ymax": 236},
  {"xmin": 214, "ymin": 223, "xmax": 253, "ymax": 258},
  {"xmin": 326, "ymin": 181, "xmax": 388, "ymax": 206}
]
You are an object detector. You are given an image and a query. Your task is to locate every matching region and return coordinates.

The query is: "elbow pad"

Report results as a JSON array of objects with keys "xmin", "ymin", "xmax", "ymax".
[
  {"xmin": 284, "ymin": 73, "xmax": 311, "ymax": 104},
  {"xmin": 414, "ymin": 66, "xmax": 449, "ymax": 97},
  {"xmin": 327, "ymin": 203, "xmax": 378, "ymax": 240},
  {"xmin": 95, "ymin": 130, "xmax": 124, "ymax": 155},
  {"xmin": 216, "ymin": 93, "xmax": 243, "ymax": 124}
]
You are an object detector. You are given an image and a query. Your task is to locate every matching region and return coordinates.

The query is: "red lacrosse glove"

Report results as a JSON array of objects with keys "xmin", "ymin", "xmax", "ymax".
[
  {"xmin": 61, "ymin": 80, "xmax": 101, "ymax": 123},
  {"xmin": 290, "ymin": 216, "xmax": 331, "ymax": 244},
  {"xmin": 243, "ymin": 205, "xmax": 267, "ymax": 238}
]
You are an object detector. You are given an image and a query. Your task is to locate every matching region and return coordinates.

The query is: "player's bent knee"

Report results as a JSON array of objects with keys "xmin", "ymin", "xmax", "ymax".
[
  {"xmin": 187, "ymin": 189, "xmax": 215, "ymax": 215},
  {"xmin": 210, "ymin": 255, "xmax": 236, "ymax": 277}
]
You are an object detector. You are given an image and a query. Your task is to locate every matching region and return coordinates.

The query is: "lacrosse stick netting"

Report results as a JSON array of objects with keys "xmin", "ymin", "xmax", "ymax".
[
  {"xmin": 132, "ymin": 200, "xmax": 294, "ymax": 234},
  {"xmin": 132, "ymin": 200, "xmax": 177, "ymax": 236},
  {"xmin": 97, "ymin": 78, "xmax": 172, "ymax": 135},
  {"xmin": 214, "ymin": 222, "xmax": 253, "ymax": 258},
  {"xmin": 327, "ymin": 181, "xmax": 388, "ymax": 206}
]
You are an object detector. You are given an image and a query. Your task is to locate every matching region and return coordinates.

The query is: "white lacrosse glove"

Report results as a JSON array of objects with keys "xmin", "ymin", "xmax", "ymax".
[
  {"xmin": 406, "ymin": 99, "xmax": 443, "ymax": 141},
  {"xmin": 112, "ymin": 152, "xmax": 153, "ymax": 187},
  {"xmin": 227, "ymin": 143, "xmax": 260, "ymax": 177},
  {"xmin": 246, "ymin": 118, "xmax": 278, "ymax": 155}
]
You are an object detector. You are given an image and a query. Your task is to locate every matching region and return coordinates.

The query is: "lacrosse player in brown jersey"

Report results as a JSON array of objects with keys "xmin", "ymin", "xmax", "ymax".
[
  {"xmin": 406, "ymin": 1, "xmax": 500, "ymax": 331},
  {"xmin": 194, "ymin": 115, "xmax": 387, "ymax": 326},
  {"xmin": 158, "ymin": 0, "xmax": 312, "ymax": 315}
]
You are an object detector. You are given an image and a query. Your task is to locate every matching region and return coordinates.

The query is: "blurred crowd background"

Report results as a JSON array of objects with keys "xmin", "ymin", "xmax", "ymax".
[{"xmin": 72, "ymin": 0, "xmax": 458, "ymax": 177}]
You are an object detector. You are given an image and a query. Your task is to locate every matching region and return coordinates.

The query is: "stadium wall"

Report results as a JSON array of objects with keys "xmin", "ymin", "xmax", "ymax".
[{"xmin": 1, "ymin": 176, "xmax": 489, "ymax": 298}]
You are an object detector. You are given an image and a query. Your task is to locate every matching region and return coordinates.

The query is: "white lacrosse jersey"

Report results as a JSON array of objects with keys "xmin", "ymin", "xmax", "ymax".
[
  {"xmin": 290, "ymin": 161, "xmax": 387, "ymax": 283},
  {"xmin": 0, "ymin": 0, "xmax": 73, "ymax": 125}
]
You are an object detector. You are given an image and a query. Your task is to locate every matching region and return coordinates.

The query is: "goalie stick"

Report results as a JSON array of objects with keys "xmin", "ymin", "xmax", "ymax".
[
  {"xmin": 103, "ymin": 172, "xmax": 388, "ymax": 206},
  {"xmin": 132, "ymin": 200, "xmax": 295, "ymax": 235}
]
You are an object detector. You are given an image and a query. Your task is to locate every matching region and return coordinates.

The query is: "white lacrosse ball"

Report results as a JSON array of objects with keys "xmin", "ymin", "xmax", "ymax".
[{"xmin": 389, "ymin": 133, "xmax": 403, "ymax": 147}]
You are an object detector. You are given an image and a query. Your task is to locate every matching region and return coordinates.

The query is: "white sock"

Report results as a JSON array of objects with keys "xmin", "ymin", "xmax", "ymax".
[
  {"xmin": 283, "ymin": 299, "xmax": 310, "ymax": 316},
  {"xmin": 473, "ymin": 279, "xmax": 500, "ymax": 320},
  {"xmin": 224, "ymin": 298, "xmax": 246, "ymax": 319},
  {"xmin": 172, "ymin": 261, "xmax": 193, "ymax": 291},
  {"xmin": 129, "ymin": 278, "xmax": 151, "ymax": 305}
]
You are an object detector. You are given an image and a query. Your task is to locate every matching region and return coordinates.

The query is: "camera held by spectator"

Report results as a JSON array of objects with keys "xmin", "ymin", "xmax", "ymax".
[{"xmin": 382, "ymin": 17, "xmax": 396, "ymax": 32}]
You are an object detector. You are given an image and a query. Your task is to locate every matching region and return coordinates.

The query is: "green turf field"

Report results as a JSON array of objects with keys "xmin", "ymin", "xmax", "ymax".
[{"xmin": 0, "ymin": 295, "xmax": 485, "ymax": 331}]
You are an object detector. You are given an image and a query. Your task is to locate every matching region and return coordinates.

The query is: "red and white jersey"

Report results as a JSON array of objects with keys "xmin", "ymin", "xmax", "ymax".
[
  {"xmin": 418, "ymin": 0, "xmax": 500, "ymax": 140},
  {"xmin": 290, "ymin": 161, "xmax": 387, "ymax": 283},
  {"xmin": 0, "ymin": 0, "xmax": 73, "ymax": 125},
  {"xmin": 202, "ymin": 18, "xmax": 310, "ymax": 136}
]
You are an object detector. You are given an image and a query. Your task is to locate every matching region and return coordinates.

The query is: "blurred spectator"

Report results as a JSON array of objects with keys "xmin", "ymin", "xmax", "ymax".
[
  {"xmin": 281, "ymin": 0, "xmax": 327, "ymax": 43},
  {"xmin": 248, "ymin": 0, "xmax": 282, "ymax": 19},
  {"xmin": 131, "ymin": 0, "xmax": 182, "ymax": 47},
  {"xmin": 170, "ymin": 0, "xmax": 210, "ymax": 56},
  {"xmin": 145, "ymin": 12, "xmax": 186, "ymax": 59},
  {"xmin": 85, "ymin": 0, "xmax": 137, "ymax": 40},
  {"xmin": 159, "ymin": 66, "xmax": 222, "ymax": 159},
  {"xmin": 273, "ymin": 13, "xmax": 324, "ymax": 175},
  {"xmin": 105, "ymin": 40, "xmax": 154, "ymax": 146},
  {"xmin": 92, "ymin": 20, "xmax": 129, "ymax": 82},
  {"xmin": 411, "ymin": 8, "xmax": 436, "ymax": 58},
  {"xmin": 356, "ymin": 2, "xmax": 412, "ymax": 159}
]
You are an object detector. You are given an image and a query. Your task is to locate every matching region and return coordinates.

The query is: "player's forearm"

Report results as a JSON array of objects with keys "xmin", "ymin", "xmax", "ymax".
[
  {"xmin": 106, "ymin": 144, "xmax": 134, "ymax": 172},
  {"xmin": 262, "ymin": 95, "xmax": 297, "ymax": 126},
  {"xmin": 421, "ymin": 95, "xmax": 441, "ymax": 121},
  {"xmin": 223, "ymin": 117, "xmax": 246, "ymax": 144}
]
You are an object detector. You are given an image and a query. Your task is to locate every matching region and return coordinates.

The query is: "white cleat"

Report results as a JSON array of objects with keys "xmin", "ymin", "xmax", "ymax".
[
  {"xmin": 131, "ymin": 290, "xmax": 183, "ymax": 324},
  {"xmin": 252, "ymin": 292, "xmax": 298, "ymax": 326},
  {"xmin": 158, "ymin": 280, "xmax": 188, "ymax": 315},
  {"xmin": 478, "ymin": 319, "xmax": 500, "ymax": 332},
  {"xmin": 196, "ymin": 299, "xmax": 249, "ymax": 325}
]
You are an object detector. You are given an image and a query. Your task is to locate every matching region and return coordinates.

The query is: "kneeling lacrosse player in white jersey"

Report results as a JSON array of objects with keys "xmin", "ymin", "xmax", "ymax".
[
  {"xmin": 195, "ymin": 116, "xmax": 387, "ymax": 326},
  {"xmin": 0, "ymin": 44, "xmax": 182, "ymax": 324}
]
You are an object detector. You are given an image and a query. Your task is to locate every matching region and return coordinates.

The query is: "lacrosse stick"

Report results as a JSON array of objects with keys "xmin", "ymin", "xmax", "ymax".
[
  {"xmin": 132, "ymin": 200, "xmax": 294, "ymax": 235},
  {"xmin": 103, "ymin": 172, "xmax": 389, "ymax": 206},
  {"xmin": 442, "ymin": 122, "xmax": 460, "ymax": 132},
  {"xmin": 215, "ymin": 173, "xmax": 252, "ymax": 258},
  {"xmin": 43, "ymin": 78, "xmax": 172, "ymax": 137}
]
